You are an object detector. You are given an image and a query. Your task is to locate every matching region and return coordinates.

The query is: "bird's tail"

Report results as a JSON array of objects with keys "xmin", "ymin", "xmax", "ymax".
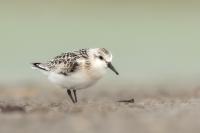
[{"xmin": 31, "ymin": 63, "xmax": 49, "ymax": 72}]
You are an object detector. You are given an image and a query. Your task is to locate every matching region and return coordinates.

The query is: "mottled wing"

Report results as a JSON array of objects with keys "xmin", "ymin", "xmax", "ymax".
[
  {"xmin": 46, "ymin": 49, "xmax": 89, "ymax": 76},
  {"xmin": 74, "ymin": 48, "xmax": 89, "ymax": 58}
]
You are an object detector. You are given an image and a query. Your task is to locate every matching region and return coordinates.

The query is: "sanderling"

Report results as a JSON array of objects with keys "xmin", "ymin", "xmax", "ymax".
[{"xmin": 31, "ymin": 48, "xmax": 119, "ymax": 103}]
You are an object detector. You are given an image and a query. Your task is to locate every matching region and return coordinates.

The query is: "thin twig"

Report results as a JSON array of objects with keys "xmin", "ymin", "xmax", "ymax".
[{"xmin": 118, "ymin": 98, "xmax": 135, "ymax": 103}]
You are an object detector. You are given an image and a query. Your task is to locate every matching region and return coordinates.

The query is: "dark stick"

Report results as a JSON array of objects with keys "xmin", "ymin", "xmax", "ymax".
[
  {"xmin": 118, "ymin": 98, "xmax": 134, "ymax": 103},
  {"xmin": 67, "ymin": 89, "xmax": 75, "ymax": 103},
  {"xmin": 73, "ymin": 89, "xmax": 77, "ymax": 103}
]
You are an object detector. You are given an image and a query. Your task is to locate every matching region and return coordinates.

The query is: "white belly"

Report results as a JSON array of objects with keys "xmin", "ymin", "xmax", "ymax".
[{"xmin": 48, "ymin": 71, "xmax": 101, "ymax": 89}]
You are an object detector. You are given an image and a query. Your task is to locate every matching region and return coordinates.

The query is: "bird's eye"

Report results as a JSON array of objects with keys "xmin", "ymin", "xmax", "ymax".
[{"xmin": 98, "ymin": 56, "xmax": 104, "ymax": 60}]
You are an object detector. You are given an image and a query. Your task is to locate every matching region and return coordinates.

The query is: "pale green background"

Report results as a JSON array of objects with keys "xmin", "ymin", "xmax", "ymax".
[{"xmin": 0, "ymin": 1, "xmax": 200, "ymax": 83}]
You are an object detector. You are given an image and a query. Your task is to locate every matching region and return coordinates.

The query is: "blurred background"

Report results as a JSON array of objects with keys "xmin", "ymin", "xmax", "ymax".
[
  {"xmin": 1, "ymin": 0, "xmax": 200, "ymax": 85},
  {"xmin": 0, "ymin": 1, "xmax": 200, "ymax": 133}
]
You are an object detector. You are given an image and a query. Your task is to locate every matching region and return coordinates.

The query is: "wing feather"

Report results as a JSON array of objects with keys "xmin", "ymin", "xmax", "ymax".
[{"xmin": 45, "ymin": 49, "xmax": 89, "ymax": 76}]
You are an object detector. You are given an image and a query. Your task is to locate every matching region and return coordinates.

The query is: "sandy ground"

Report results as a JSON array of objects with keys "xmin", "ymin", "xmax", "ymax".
[{"xmin": 0, "ymin": 83, "xmax": 200, "ymax": 133}]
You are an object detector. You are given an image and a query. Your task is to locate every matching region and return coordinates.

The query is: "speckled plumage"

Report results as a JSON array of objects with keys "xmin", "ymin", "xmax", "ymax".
[
  {"xmin": 49, "ymin": 49, "xmax": 89, "ymax": 74},
  {"xmin": 31, "ymin": 48, "xmax": 119, "ymax": 103},
  {"xmin": 33, "ymin": 49, "xmax": 89, "ymax": 76}
]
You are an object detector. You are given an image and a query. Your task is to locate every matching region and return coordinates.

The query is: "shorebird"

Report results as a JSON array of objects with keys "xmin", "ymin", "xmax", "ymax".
[{"xmin": 32, "ymin": 48, "xmax": 119, "ymax": 103}]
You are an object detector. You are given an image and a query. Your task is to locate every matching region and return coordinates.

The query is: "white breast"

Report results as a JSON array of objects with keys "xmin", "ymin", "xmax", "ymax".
[
  {"xmin": 48, "ymin": 58, "xmax": 108, "ymax": 90},
  {"xmin": 48, "ymin": 70, "xmax": 101, "ymax": 89}
]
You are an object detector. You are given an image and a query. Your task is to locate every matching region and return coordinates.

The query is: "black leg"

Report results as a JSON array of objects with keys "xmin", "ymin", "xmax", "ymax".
[
  {"xmin": 67, "ymin": 89, "xmax": 75, "ymax": 103},
  {"xmin": 73, "ymin": 89, "xmax": 77, "ymax": 103}
]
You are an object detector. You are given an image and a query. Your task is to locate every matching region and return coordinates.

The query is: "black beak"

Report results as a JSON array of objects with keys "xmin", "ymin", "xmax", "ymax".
[{"xmin": 107, "ymin": 62, "xmax": 119, "ymax": 75}]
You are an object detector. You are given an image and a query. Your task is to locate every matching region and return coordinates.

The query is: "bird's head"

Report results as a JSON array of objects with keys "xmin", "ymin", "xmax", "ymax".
[{"xmin": 88, "ymin": 48, "xmax": 119, "ymax": 75}]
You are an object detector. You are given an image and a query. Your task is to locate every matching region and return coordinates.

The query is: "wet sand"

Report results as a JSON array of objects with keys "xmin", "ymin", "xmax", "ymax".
[{"xmin": 0, "ymin": 83, "xmax": 200, "ymax": 133}]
